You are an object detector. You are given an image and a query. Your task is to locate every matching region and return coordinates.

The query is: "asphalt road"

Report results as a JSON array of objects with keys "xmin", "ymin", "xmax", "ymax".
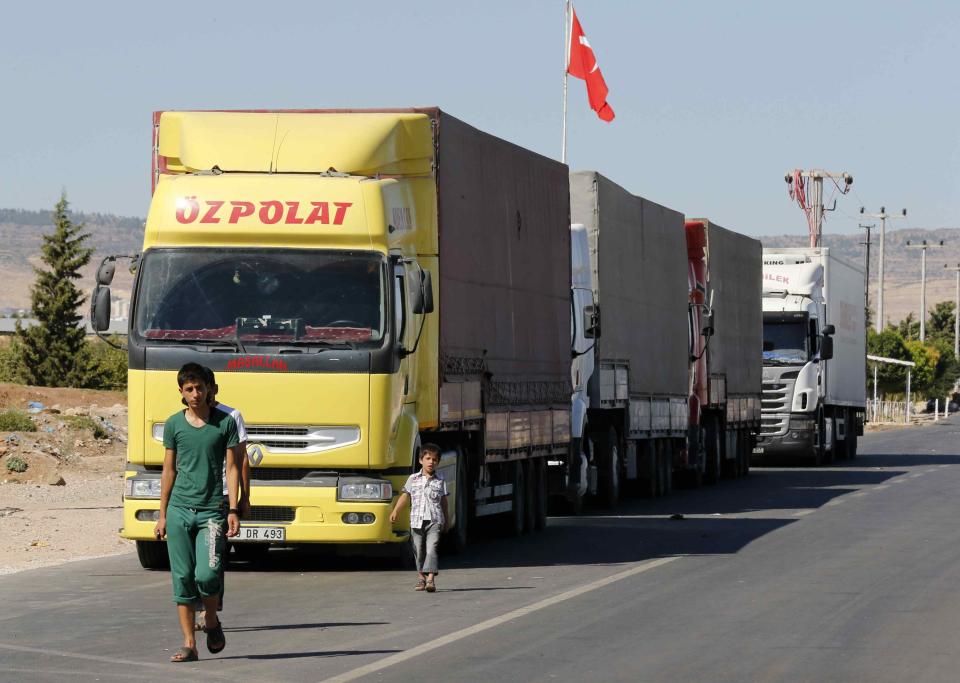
[{"xmin": 3, "ymin": 422, "xmax": 960, "ymax": 683}]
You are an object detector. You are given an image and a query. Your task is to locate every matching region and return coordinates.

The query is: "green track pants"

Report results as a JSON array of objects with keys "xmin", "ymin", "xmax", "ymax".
[{"xmin": 165, "ymin": 505, "xmax": 225, "ymax": 605}]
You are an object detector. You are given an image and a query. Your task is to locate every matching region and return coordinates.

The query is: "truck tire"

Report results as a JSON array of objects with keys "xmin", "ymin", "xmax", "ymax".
[
  {"xmin": 847, "ymin": 429, "xmax": 858, "ymax": 459},
  {"xmin": 596, "ymin": 425, "xmax": 621, "ymax": 508},
  {"xmin": 136, "ymin": 540, "xmax": 169, "ymax": 570},
  {"xmin": 638, "ymin": 440, "xmax": 657, "ymax": 498},
  {"xmin": 812, "ymin": 411, "xmax": 825, "ymax": 466},
  {"xmin": 442, "ymin": 447, "xmax": 469, "ymax": 554},
  {"xmin": 508, "ymin": 462, "xmax": 525, "ymax": 537},
  {"xmin": 523, "ymin": 460, "xmax": 537, "ymax": 533},
  {"xmin": 721, "ymin": 427, "xmax": 737, "ymax": 479},
  {"xmin": 534, "ymin": 458, "xmax": 548, "ymax": 531},
  {"xmin": 704, "ymin": 418, "xmax": 721, "ymax": 485}
]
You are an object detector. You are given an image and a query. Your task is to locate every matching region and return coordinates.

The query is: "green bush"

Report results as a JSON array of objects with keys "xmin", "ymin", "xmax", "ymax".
[
  {"xmin": 5, "ymin": 456, "xmax": 28, "ymax": 473},
  {"xmin": 63, "ymin": 414, "xmax": 110, "ymax": 440},
  {"xmin": 78, "ymin": 337, "xmax": 127, "ymax": 391},
  {"xmin": 0, "ymin": 342, "xmax": 23, "ymax": 383},
  {"xmin": 0, "ymin": 410, "xmax": 36, "ymax": 432}
]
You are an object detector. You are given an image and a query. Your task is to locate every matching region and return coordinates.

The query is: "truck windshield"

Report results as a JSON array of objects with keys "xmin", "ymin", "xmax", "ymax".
[
  {"xmin": 762, "ymin": 320, "xmax": 808, "ymax": 364},
  {"xmin": 133, "ymin": 249, "xmax": 385, "ymax": 347}
]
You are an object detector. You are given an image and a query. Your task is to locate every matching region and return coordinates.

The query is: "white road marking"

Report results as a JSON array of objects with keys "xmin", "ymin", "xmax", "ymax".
[
  {"xmin": 318, "ymin": 555, "xmax": 680, "ymax": 683},
  {"xmin": 851, "ymin": 491, "xmax": 868, "ymax": 498},
  {"xmin": 792, "ymin": 510, "xmax": 815, "ymax": 517},
  {"xmin": 0, "ymin": 642, "xmax": 234, "ymax": 679},
  {"xmin": 873, "ymin": 484, "xmax": 889, "ymax": 491}
]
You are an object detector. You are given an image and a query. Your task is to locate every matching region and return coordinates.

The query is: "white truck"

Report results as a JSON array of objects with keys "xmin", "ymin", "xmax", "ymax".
[{"xmin": 754, "ymin": 248, "xmax": 866, "ymax": 464}]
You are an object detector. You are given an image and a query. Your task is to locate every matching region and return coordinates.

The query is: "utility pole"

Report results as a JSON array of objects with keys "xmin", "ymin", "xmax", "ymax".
[
  {"xmin": 946, "ymin": 263, "xmax": 960, "ymax": 359},
  {"xmin": 859, "ymin": 223, "xmax": 874, "ymax": 318},
  {"xmin": 861, "ymin": 206, "xmax": 908, "ymax": 332},
  {"xmin": 906, "ymin": 239, "xmax": 945, "ymax": 341},
  {"xmin": 785, "ymin": 170, "xmax": 853, "ymax": 247}
]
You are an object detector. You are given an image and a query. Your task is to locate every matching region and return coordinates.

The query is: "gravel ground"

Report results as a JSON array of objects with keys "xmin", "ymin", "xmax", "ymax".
[{"xmin": 0, "ymin": 383, "xmax": 132, "ymax": 575}]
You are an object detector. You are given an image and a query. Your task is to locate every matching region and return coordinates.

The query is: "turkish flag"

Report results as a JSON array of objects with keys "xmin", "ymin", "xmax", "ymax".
[{"xmin": 567, "ymin": 7, "xmax": 615, "ymax": 122}]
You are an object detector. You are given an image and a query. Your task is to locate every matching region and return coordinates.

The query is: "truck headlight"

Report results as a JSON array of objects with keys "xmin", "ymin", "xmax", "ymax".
[
  {"xmin": 789, "ymin": 417, "xmax": 815, "ymax": 431},
  {"xmin": 338, "ymin": 481, "xmax": 392, "ymax": 501},
  {"xmin": 124, "ymin": 476, "xmax": 162, "ymax": 499},
  {"xmin": 152, "ymin": 423, "xmax": 165, "ymax": 442}
]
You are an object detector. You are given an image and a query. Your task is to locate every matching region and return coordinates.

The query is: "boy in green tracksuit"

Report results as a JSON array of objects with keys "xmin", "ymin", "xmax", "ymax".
[{"xmin": 155, "ymin": 362, "xmax": 242, "ymax": 663}]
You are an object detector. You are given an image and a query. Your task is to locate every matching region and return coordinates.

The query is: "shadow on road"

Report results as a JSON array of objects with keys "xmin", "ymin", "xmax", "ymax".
[
  {"xmin": 218, "ymin": 649, "xmax": 401, "ymax": 661},
  {"xmin": 225, "ymin": 621, "xmax": 388, "ymax": 633},
  {"xmin": 220, "ymin": 447, "xmax": 952, "ymax": 574}
]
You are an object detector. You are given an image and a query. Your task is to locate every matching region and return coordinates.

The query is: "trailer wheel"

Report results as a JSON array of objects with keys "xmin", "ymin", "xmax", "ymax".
[
  {"xmin": 596, "ymin": 426, "xmax": 621, "ymax": 508},
  {"xmin": 533, "ymin": 458, "xmax": 548, "ymax": 531},
  {"xmin": 523, "ymin": 460, "xmax": 537, "ymax": 533},
  {"xmin": 508, "ymin": 462, "xmax": 526, "ymax": 537},
  {"xmin": 637, "ymin": 440, "xmax": 657, "ymax": 498},
  {"xmin": 812, "ymin": 411, "xmax": 825, "ymax": 466},
  {"xmin": 442, "ymin": 447, "xmax": 469, "ymax": 554},
  {"xmin": 704, "ymin": 418, "xmax": 721, "ymax": 485},
  {"xmin": 135, "ymin": 540, "xmax": 169, "ymax": 570}
]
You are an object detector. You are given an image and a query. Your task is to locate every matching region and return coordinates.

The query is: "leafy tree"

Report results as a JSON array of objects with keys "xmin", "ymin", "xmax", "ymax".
[
  {"xmin": 904, "ymin": 340, "xmax": 938, "ymax": 394},
  {"xmin": 926, "ymin": 300, "xmax": 955, "ymax": 346},
  {"xmin": 867, "ymin": 328, "xmax": 910, "ymax": 395},
  {"xmin": 896, "ymin": 312, "xmax": 919, "ymax": 341},
  {"xmin": 926, "ymin": 337, "xmax": 960, "ymax": 399},
  {"xmin": 13, "ymin": 193, "xmax": 94, "ymax": 386}
]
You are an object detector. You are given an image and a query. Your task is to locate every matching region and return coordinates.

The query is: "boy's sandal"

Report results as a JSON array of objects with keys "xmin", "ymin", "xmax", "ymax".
[
  {"xmin": 414, "ymin": 578, "xmax": 427, "ymax": 591},
  {"xmin": 425, "ymin": 579, "xmax": 436, "ymax": 593},
  {"xmin": 170, "ymin": 647, "xmax": 198, "ymax": 663},
  {"xmin": 204, "ymin": 619, "xmax": 226, "ymax": 654}
]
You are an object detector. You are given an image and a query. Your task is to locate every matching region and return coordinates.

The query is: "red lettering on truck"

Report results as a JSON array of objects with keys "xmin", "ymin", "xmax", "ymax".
[{"xmin": 175, "ymin": 198, "xmax": 353, "ymax": 226}]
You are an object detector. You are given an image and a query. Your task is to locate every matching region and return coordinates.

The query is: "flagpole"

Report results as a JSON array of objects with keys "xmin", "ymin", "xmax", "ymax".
[{"xmin": 562, "ymin": 0, "xmax": 570, "ymax": 164}]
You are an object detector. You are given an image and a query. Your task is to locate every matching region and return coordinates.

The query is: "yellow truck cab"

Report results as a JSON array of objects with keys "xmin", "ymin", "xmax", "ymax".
[{"xmin": 92, "ymin": 109, "xmax": 572, "ymax": 568}]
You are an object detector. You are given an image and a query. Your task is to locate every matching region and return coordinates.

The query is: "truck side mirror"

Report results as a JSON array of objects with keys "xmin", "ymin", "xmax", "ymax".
[
  {"xmin": 583, "ymin": 305, "xmax": 600, "ymax": 339},
  {"xmin": 96, "ymin": 257, "xmax": 116, "ymax": 286},
  {"xmin": 414, "ymin": 270, "xmax": 434, "ymax": 314},
  {"xmin": 91, "ymin": 286, "xmax": 111, "ymax": 332},
  {"xmin": 822, "ymin": 324, "xmax": 836, "ymax": 336},
  {"xmin": 820, "ymin": 335, "xmax": 834, "ymax": 360}
]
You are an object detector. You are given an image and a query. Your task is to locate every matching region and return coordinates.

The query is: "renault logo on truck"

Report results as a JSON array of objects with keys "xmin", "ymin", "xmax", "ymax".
[{"xmin": 175, "ymin": 197, "xmax": 353, "ymax": 226}]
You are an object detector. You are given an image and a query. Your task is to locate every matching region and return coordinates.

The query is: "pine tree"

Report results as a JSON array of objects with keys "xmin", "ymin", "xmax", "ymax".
[{"xmin": 14, "ymin": 193, "xmax": 94, "ymax": 386}]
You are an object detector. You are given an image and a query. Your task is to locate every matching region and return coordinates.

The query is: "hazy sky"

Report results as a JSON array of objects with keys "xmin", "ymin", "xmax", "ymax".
[{"xmin": 2, "ymin": 1, "xmax": 958, "ymax": 237}]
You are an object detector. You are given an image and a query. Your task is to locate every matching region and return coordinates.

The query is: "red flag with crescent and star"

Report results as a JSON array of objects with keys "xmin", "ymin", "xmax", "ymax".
[{"xmin": 567, "ymin": 6, "xmax": 615, "ymax": 122}]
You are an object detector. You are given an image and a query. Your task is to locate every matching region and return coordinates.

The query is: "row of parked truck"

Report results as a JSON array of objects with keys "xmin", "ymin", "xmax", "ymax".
[{"xmin": 89, "ymin": 108, "xmax": 866, "ymax": 567}]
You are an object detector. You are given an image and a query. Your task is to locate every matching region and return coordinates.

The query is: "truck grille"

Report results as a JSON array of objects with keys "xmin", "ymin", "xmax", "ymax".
[
  {"xmin": 245, "ymin": 506, "xmax": 295, "ymax": 523},
  {"xmin": 244, "ymin": 425, "xmax": 360, "ymax": 454},
  {"xmin": 759, "ymin": 370, "xmax": 800, "ymax": 437}
]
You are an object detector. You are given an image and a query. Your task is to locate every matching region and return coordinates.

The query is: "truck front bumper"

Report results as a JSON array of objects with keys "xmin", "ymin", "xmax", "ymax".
[
  {"xmin": 753, "ymin": 414, "xmax": 815, "ymax": 461},
  {"xmin": 120, "ymin": 473, "xmax": 409, "ymax": 544}
]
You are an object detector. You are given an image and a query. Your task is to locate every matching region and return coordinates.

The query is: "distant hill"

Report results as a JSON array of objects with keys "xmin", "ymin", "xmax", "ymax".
[
  {"xmin": 1, "ymin": 207, "xmax": 958, "ymax": 328},
  {"xmin": 0, "ymin": 208, "xmax": 142, "ymax": 313}
]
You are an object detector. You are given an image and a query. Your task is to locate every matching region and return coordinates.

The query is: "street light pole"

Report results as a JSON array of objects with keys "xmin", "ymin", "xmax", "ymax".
[
  {"xmin": 946, "ymin": 263, "xmax": 960, "ymax": 359},
  {"xmin": 862, "ymin": 206, "xmax": 907, "ymax": 332},
  {"xmin": 859, "ymin": 223, "xmax": 874, "ymax": 319},
  {"xmin": 906, "ymin": 239, "xmax": 945, "ymax": 342}
]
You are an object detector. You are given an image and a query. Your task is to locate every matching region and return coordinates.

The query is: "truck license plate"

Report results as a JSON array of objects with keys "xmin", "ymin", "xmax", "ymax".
[
  {"xmin": 752, "ymin": 447, "xmax": 764, "ymax": 454},
  {"xmin": 233, "ymin": 526, "xmax": 285, "ymax": 543}
]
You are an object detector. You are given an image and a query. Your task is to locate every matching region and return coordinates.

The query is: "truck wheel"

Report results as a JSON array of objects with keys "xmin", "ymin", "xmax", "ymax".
[
  {"xmin": 638, "ymin": 440, "xmax": 657, "ymax": 498},
  {"xmin": 596, "ymin": 426, "xmax": 621, "ymax": 508},
  {"xmin": 847, "ymin": 428, "xmax": 858, "ymax": 459},
  {"xmin": 663, "ymin": 441, "xmax": 673, "ymax": 495},
  {"xmin": 704, "ymin": 418, "xmax": 721, "ymax": 485},
  {"xmin": 812, "ymin": 412, "xmax": 825, "ymax": 466},
  {"xmin": 534, "ymin": 458, "xmax": 548, "ymax": 531},
  {"xmin": 442, "ymin": 447, "xmax": 469, "ymax": 554},
  {"xmin": 135, "ymin": 540, "xmax": 169, "ymax": 570},
  {"xmin": 508, "ymin": 462, "xmax": 525, "ymax": 536},
  {"xmin": 523, "ymin": 460, "xmax": 537, "ymax": 533}
]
